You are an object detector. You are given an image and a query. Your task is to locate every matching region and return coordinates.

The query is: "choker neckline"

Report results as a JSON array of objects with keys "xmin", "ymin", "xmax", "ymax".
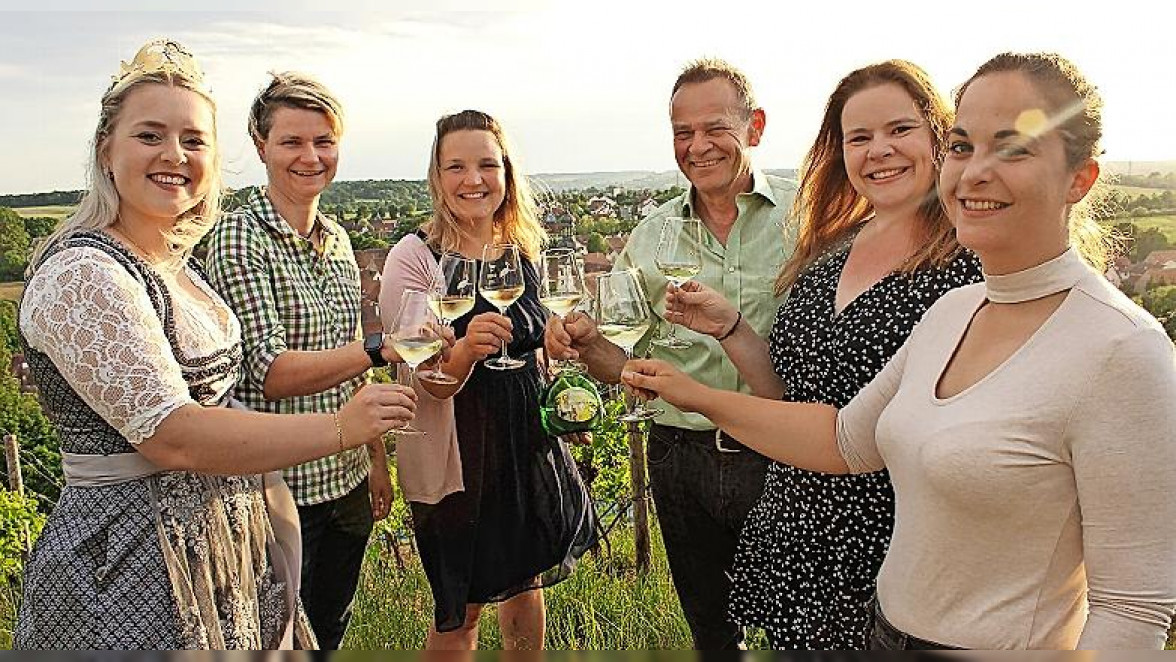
[{"xmin": 984, "ymin": 247, "xmax": 1090, "ymax": 304}]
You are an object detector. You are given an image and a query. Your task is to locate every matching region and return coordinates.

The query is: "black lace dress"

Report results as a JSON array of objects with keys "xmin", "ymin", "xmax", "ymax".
[
  {"xmin": 409, "ymin": 246, "xmax": 598, "ymax": 633},
  {"xmin": 727, "ymin": 230, "xmax": 983, "ymax": 649}
]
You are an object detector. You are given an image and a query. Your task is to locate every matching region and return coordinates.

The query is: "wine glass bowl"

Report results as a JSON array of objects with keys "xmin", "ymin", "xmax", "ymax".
[
  {"xmin": 421, "ymin": 252, "xmax": 477, "ymax": 384},
  {"xmin": 595, "ymin": 269, "xmax": 663, "ymax": 422},
  {"xmin": 653, "ymin": 216, "xmax": 703, "ymax": 350},
  {"xmin": 388, "ymin": 289, "xmax": 444, "ymax": 436},
  {"xmin": 540, "ymin": 248, "xmax": 587, "ymax": 373},
  {"xmin": 479, "ymin": 243, "xmax": 527, "ymax": 370}
]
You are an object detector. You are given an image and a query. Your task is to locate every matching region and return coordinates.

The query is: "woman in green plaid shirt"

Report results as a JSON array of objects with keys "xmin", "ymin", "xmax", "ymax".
[{"xmin": 204, "ymin": 72, "xmax": 418, "ymax": 650}]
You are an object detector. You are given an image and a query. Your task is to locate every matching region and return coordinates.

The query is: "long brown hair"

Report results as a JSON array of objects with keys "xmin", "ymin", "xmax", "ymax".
[
  {"xmin": 424, "ymin": 110, "xmax": 546, "ymax": 259},
  {"xmin": 776, "ymin": 60, "xmax": 959, "ymax": 295},
  {"xmin": 954, "ymin": 52, "xmax": 1114, "ymax": 271}
]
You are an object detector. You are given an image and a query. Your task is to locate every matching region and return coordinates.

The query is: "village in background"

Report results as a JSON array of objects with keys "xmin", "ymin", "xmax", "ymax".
[{"xmin": 2, "ymin": 162, "xmax": 1176, "ymax": 389}]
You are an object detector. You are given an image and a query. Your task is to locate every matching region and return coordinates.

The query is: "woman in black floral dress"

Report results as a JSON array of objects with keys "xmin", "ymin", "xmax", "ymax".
[{"xmin": 658, "ymin": 61, "xmax": 982, "ymax": 648}]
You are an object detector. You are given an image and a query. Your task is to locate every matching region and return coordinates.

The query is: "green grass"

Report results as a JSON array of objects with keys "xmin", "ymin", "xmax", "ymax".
[
  {"xmin": 344, "ymin": 523, "xmax": 697, "ymax": 649},
  {"xmin": 10, "ymin": 206, "xmax": 73, "ymax": 220},
  {"xmin": 1130, "ymin": 215, "xmax": 1176, "ymax": 243}
]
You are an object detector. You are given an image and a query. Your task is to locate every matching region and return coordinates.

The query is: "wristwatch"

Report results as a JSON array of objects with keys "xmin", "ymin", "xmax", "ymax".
[{"xmin": 364, "ymin": 332, "xmax": 388, "ymax": 367}]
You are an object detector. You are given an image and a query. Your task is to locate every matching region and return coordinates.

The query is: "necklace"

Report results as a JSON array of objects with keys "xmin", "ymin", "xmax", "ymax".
[{"xmin": 110, "ymin": 226, "xmax": 180, "ymax": 273}]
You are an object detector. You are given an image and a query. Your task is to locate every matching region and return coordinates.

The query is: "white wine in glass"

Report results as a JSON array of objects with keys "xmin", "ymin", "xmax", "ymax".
[
  {"xmin": 422, "ymin": 252, "xmax": 476, "ymax": 384},
  {"xmin": 479, "ymin": 243, "xmax": 526, "ymax": 370},
  {"xmin": 540, "ymin": 248, "xmax": 586, "ymax": 372},
  {"xmin": 595, "ymin": 269, "xmax": 663, "ymax": 422},
  {"xmin": 428, "ymin": 295, "xmax": 476, "ymax": 322},
  {"xmin": 653, "ymin": 216, "xmax": 703, "ymax": 349},
  {"xmin": 388, "ymin": 289, "xmax": 444, "ymax": 436}
]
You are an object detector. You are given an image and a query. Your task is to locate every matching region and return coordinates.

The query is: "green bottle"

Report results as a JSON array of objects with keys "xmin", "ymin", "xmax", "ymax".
[{"xmin": 541, "ymin": 367, "xmax": 604, "ymax": 436}]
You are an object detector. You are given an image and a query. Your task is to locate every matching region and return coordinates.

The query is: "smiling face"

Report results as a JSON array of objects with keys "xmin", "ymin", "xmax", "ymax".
[
  {"xmin": 257, "ymin": 105, "xmax": 339, "ymax": 204},
  {"xmin": 939, "ymin": 71, "xmax": 1098, "ymax": 272},
  {"xmin": 841, "ymin": 83, "xmax": 937, "ymax": 214},
  {"xmin": 670, "ymin": 78, "xmax": 764, "ymax": 198},
  {"xmin": 103, "ymin": 83, "xmax": 215, "ymax": 228},
  {"xmin": 437, "ymin": 129, "xmax": 507, "ymax": 228}
]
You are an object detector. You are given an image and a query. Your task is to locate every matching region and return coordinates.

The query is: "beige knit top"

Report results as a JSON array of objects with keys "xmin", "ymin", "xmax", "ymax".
[{"xmin": 837, "ymin": 248, "xmax": 1176, "ymax": 649}]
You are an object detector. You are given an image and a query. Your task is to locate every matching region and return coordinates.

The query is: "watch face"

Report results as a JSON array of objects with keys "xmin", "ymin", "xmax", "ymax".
[{"xmin": 366, "ymin": 333, "xmax": 383, "ymax": 352}]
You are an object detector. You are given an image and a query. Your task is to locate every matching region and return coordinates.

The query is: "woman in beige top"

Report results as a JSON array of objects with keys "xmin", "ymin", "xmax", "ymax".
[{"xmin": 623, "ymin": 52, "xmax": 1176, "ymax": 649}]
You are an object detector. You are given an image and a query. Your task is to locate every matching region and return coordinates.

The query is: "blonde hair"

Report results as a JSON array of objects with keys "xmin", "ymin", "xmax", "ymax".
[
  {"xmin": 32, "ymin": 43, "xmax": 222, "ymax": 271},
  {"xmin": 424, "ymin": 110, "xmax": 547, "ymax": 259},
  {"xmin": 955, "ymin": 53, "xmax": 1116, "ymax": 271},
  {"xmin": 776, "ymin": 60, "xmax": 961, "ymax": 295},
  {"xmin": 248, "ymin": 71, "xmax": 345, "ymax": 142}
]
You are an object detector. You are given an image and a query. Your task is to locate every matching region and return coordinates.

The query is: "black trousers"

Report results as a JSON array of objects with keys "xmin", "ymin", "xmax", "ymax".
[
  {"xmin": 297, "ymin": 477, "xmax": 374, "ymax": 650},
  {"xmin": 647, "ymin": 424, "xmax": 770, "ymax": 650}
]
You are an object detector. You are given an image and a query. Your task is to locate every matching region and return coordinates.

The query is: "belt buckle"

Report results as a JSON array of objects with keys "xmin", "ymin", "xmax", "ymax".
[{"xmin": 714, "ymin": 429, "xmax": 740, "ymax": 454}]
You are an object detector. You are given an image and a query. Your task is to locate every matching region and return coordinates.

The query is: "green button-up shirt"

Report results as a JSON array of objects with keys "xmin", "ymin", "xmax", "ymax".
[
  {"xmin": 204, "ymin": 187, "xmax": 371, "ymax": 506},
  {"xmin": 614, "ymin": 169, "xmax": 797, "ymax": 430}
]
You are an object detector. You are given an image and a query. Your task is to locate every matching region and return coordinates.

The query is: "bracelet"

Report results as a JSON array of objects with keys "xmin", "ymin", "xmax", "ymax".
[
  {"xmin": 331, "ymin": 411, "xmax": 346, "ymax": 454},
  {"xmin": 716, "ymin": 311, "xmax": 742, "ymax": 342}
]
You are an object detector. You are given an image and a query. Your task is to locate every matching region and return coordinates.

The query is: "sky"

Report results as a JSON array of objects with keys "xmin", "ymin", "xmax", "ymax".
[{"xmin": 1, "ymin": 0, "xmax": 1173, "ymax": 195}]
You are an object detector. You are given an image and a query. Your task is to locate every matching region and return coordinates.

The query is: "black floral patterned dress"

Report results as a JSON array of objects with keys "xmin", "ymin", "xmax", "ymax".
[{"xmin": 727, "ymin": 229, "xmax": 983, "ymax": 649}]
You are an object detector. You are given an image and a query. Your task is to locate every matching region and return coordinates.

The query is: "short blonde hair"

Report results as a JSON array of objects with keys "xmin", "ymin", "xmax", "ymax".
[{"xmin": 248, "ymin": 71, "xmax": 345, "ymax": 142}]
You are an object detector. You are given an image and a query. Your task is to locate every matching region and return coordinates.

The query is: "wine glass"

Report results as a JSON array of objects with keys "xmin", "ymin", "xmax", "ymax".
[
  {"xmin": 539, "ymin": 248, "xmax": 586, "ymax": 373},
  {"xmin": 478, "ymin": 243, "xmax": 526, "ymax": 370},
  {"xmin": 595, "ymin": 269, "xmax": 663, "ymax": 422},
  {"xmin": 421, "ymin": 252, "xmax": 477, "ymax": 384},
  {"xmin": 653, "ymin": 216, "xmax": 703, "ymax": 350},
  {"xmin": 387, "ymin": 289, "xmax": 444, "ymax": 436}
]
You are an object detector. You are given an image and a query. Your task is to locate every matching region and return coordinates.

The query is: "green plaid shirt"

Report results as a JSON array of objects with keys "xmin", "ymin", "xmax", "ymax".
[{"xmin": 205, "ymin": 187, "xmax": 371, "ymax": 506}]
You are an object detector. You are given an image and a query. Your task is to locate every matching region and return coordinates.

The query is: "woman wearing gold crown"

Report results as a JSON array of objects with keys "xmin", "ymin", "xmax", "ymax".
[{"xmin": 13, "ymin": 39, "xmax": 418, "ymax": 649}]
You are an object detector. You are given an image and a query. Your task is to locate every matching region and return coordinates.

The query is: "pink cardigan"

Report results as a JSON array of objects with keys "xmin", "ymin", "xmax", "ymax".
[{"xmin": 379, "ymin": 233, "xmax": 464, "ymax": 504}]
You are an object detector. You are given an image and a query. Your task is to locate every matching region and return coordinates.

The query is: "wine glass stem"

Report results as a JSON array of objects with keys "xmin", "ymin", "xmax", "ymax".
[
  {"xmin": 499, "ymin": 306, "xmax": 511, "ymax": 361},
  {"xmin": 623, "ymin": 349, "xmax": 636, "ymax": 416}
]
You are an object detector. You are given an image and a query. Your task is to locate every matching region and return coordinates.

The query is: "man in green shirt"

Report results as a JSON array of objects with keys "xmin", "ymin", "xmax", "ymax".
[{"xmin": 545, "ymin": 58, "xmax": 796, "ymax": 649}]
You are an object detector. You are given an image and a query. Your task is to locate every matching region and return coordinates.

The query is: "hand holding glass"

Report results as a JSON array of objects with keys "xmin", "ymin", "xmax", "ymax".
[
  {"xmin": 388, "ymin": 289, "xmax": 444, "ymax": 436},
  {"xmin": 653, "ymin": 216, "xmax": 703, "ymax": 350},
  {"xmin": 595, "ymin": 270, "xmax": 663, "ymax": 422},
  {"xmin": 479, "ymin": 243, "xmax": 526, "ymax": 370}
]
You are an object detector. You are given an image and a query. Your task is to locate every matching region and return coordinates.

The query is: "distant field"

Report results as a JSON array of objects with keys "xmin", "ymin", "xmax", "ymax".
[
  {"xmin": 11, "ymin": 205, "xmax": 74, "ymax": 220},
  {"xmin": 1130, "ymin": 215, "xmax": 1176, "ymax": 242},
  {"xmin": 1115, "ymin": 185, "xmax": 1172, "ymax": 197},
  {"xmin": 0, "ymin": 282, "xmax": 23, "ymax": 302}
]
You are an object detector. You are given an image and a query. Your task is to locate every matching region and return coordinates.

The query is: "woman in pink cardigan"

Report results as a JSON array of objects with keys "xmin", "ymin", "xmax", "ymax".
[{"xmin": 380, "ymin": 109, "xmax": 596, "ymax": 650}]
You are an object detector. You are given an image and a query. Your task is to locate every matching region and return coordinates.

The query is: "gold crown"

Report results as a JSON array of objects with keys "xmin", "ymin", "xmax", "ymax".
[{"xmin": 111, "ymin": 39, "xmax": 205, "ymax": 88}]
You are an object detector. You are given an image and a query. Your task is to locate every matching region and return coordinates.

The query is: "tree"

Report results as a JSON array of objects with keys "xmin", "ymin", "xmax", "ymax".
[
  {"xmin": 0, "ymin": 207, "xmax": 30, "ymax": 280},
  {"xmin": 0, "ymin": 303, "xmax": 61, "ymax": 511},
  {"xmin": 1140, "ymin": 285, "xmax": 1176, "ymax": 341},
  {"xmin": 1130, "ymin": 226, "xmax": 1171, "ymax": 263},
  {"xmin": 22, "ymin": 216, "xmax": 58, "ymax": 239},
  {"xmin": 586, "ymin": 232, "xmax": 608, "ymax": 254}
]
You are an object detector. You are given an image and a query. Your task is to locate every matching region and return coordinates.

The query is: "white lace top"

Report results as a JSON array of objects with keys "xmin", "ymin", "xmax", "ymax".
[{"xmin": 20, "ymin": 245, "xmax": 242, "ymax": 444}]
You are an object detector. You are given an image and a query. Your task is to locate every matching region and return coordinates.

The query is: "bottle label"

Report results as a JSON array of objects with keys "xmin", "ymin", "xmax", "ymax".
[{"xmin": 555, "ymin": 386, "xmax": 599, "ymax": 423}]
